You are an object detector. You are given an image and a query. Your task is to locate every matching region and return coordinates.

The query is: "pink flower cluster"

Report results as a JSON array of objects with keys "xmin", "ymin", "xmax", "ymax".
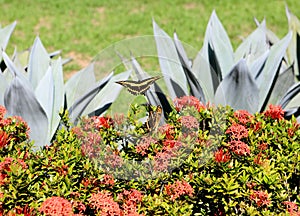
[
  {"xmin": 249, "ymin": 190, "xmax": 271, "ymax": 207},
  {"xmin": 39, "ymin": 196, "xmax": 73, "ymax": 216},
  {"xmin": 233, "ymin": 110, "xmax": 253, "ymax": 125},
  {"xmin": 88, "ymin": 191, "xmax": 122, "ymax": 216},
  {"xmin": 283, "ymin": 201, "xmax": 300, "ymax": 215},
  {"xmin": 179, "ymin": 115, "xmax": 199, "ymax": 130},
  {"xmin": 264, "ymin": 104, "xmax": 284, "ymax": 120},
  {"xmin": 173, "ymin": 96, "xmax": 205, "ymax": 112},
  {"xmin": 135, "ymin": 136, "xmax": 157, "ymax": 156},
  {"xmin": 164, "ymin": 180, "xmax": 194, "ymax": 201},
  {"xmin": 118, "ymin": 189, "xmax": 144, "ymax": 216}
]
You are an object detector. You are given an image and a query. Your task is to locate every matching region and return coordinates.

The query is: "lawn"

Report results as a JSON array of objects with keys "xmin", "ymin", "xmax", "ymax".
[{"xmin": 0, "ymin": 0, "xmax": 299, "ymax": 77}]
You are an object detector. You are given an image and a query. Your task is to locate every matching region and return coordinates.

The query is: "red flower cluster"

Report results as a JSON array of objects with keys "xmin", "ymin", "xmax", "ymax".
[
  {"xmin": 104, "ymin": 148, "xmax": 123, "ymax": 169},
  {"xmin": 264, "ymin": 104, "xmax": 284, "ymax": 120},
  {"xmin": 135, "ymin": 136, "xmax": 157, "ymax": 156},
  {"xmin": 101, "ymin": 174, "xmax": 115, "ymax": 186},
  {"xmin": 0, "ymin": 158, "xmax": 27, "ymax": 186},
  {"xmin": 233, "ymin": 110, "xmax": 253, "ymax": 125},
  {"xmin": 179, "ymin": 115, "xmax": 199, "ymax": 130},
  {"xmin": 39, "ymin": 196, "xmax": 73, "ymax": 216},
  {"xmin": 173, "ymin": 96, "xmax": 205, "ymax": 112},
  {"xmin": 153, "ymin": 151, "xmax": 172, "ymax": 172},
  {"xmin": 162, "ymin": 140, "xmax": 182, "ymax": 151},
  {"xmin": 158, "ymin": 124, "xmax": 176, "ymax": 140},
  {"xmin": 118, "ymin": 189, "xmax": 143, "ymax": 216},
  {"xmin": 164, "ymin": 180, "xmax": 194, "ymax": 201},
  {"xmin": 92, "ymin": 116, "xmax": 113, "ymax": 130},
  {"xmin": 249, "ymin": 190, "xmax": 271, "ymax": 207},
  {"xmin": 0, "ymin": 131, "xmax": 9, "ymax": 148},
  {"xmin": 226, "ymin": 123, "xmax": 248, "ymax": 140},
  {"xmin": 228, "ymin": 140, "xmax": 250, "ymax": 156},
  {"xmin": 88, "ymin": 191, "xmax": 122, "ymax": 216},
  {"xmin": 283, "ymin": 201, "xmax": 299, "ymax": 215},
  {"xmin": 214, "ymin": 148, "xmax": 231, "ymax": 163}
]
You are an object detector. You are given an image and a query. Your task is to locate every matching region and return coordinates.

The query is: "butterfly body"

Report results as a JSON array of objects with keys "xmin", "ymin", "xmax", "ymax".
[
  {"xmin": 144, "ymin": 105, "xmax": 162, "ymax": 132},
  {"xmin": 116, "ymin": 76, "xmax": 161, "ymax": 95}
]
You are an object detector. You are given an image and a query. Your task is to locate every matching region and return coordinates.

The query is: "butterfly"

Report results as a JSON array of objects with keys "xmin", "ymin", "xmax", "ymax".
[
  {"xmin": 144, "ymin": 105, "xmax": 163, "ymax": 132},
  {"xmin": 115, "ymin": 76, "xmax": 161, "ymax": 96}
]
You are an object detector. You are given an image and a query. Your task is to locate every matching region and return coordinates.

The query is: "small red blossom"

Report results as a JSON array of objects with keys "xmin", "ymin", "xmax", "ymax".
[
  {"xmin": 88, "ymin": 191, "xmax": 122, "ymax": 216},
  {"xmin": 234, "ymin": 110, "xmax": 253, "ymax": 125},
  {"xmin": 39, "ymin": 196, "xmax": 73, "ymax": 216},
  {"xmin": 253, "ymin": 152, "xmax": 264, "ymax": 165},
  {"xmin": 0, "ymin": 131, "xmax": 9, "ymax": 148},
  {"xmin": 250, "ymin": 190, "xmax": 271, "ymax": 207},
  {"xmin": 92, "ymin": 116, "xmax": 113, "ymax": 129},
  {"xmin": 179, "ymin": 115, "xmax": 199, "ymax": 130},
  {"xmin": 258, "ymin": 142, "xmax": 268, "ymax": 151},
  {"xmin": 80, "ymin": 131, "xmax": 102, "ymax": 158},
  {"xmin": 101, "ymin": 174, "xmax": 115, "ymax": 186},
  {"xmin": 158, "ymin": 124, "xmax": 176, "ymax": 140},
  {"xmin": 162, "ymin": 140, "xmax": 182, "ymax": 151},
  {"xmin": 264, "ymin": 104, "xmax": 284, "ymax": 120},
  {"xmin": 283, "ymin": 201, "xmax": 299, "ymax": 215},
  {"xmin": 226, "ymin": 123, "xmax": 248, "ymax": 140},
  {"xmin": 214, "ymin": 148, "xmax": 231, "ymax": 163},
  {"xmin": 153, "ymin": 151, "xmax": 172, "ymax": 172},
  {"xmin": 246, "ymin": 182, "xmax": 257, "ymax": 189},
  {"xmin": 164, "ymin": 180, "xmax": 194, "ymax": 201},
  {"xmin": 253, "ymin": 121, "xmax": 262, "ymax": 132},
  {"xmin": 228, "ymin": 140, "xmax": 250, "ymax": 156},
  {"xmin": 174, "ymin": 96, "xmax": 205, "ymax": 112}
]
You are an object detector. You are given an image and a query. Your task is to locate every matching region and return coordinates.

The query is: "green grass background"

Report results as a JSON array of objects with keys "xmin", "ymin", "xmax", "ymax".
[{"xmin": 0, "ymin": 0, "xmax": 299, "ymax": 77}]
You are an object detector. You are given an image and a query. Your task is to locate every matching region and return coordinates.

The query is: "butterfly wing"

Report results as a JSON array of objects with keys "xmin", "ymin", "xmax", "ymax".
[
  {"xmin": 116, "ymin": 76, "xmax": 161, "ymax": 95},
  {"xmin": 145, "ymin": 105, "xmax": 162, "ymax": 131}
]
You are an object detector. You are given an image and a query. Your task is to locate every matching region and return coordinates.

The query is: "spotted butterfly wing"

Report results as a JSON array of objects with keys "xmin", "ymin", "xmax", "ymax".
[{"xmin": 116, "ymin": 76, "xmax": 161, "ymax": 95}]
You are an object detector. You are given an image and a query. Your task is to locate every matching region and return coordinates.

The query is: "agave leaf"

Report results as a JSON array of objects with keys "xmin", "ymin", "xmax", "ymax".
[
  {"xmin": 153, "ymin": 20, "xmax": 188, "ymax": 99},
  {"xmin": 28, "ymin": 36, "xmax": 50, "ymax": 90},
  {"xmin": 68, "ymin": 72, "xmax": 113, "ymax": 124},
  {"xmin": 203, "ymin": 11, "xmax": 234, "ymax": 78},
  {"xmin": 174, "ymin": 32, "xmax": 206, "ymax": 103},
  {"xmin": 50, "ymin": 58, "xmax": 64, "ymax": 138},
  {"xmin": 267, "ymin": 64, "xmax": 295, "ymax": 105},
  {"xmin": 256, "ymin": 32, "xmax": 292, "ymax": 111},
  {"xmin": 83, "ymin": 70, "xmax": 131, "ymax": 117},
  {"xmin": 235, "ymin": 20, "xmax": 269, "ymax": 62},
  {"xmin": 4, "ymin": 76, "xmax": 48, "ymax": 150},
  {"xmin": 192, "ymin": 51, "xmax": 217, "ymax": 102},
  {"xmin": 2, "ymin": 51, "xmax": 30, "ymax": 87},
  {"xmin": 250, "ymin": 50, "xmax": 269, "ymax": 79},
  {"xmin": 0, "ymin": 72, "xmax": 7, "ymax": 105},
  {"xmin": 0, "ymin": 21, "xmax": 16, "ymax": 60},
  {"xmin": 278, "ymin": 82, "xmax": 300, "ymax": 108},
  {"xmin": 65, "ymin": 63, "xmax": 96, "ymax": 109},
  {"xmin": 215, "ymin": 59, "xmax": 259, "ymax": 113},
  {"xmin": 284, "ymin": 107, "xmax": 300, "ymax": 120}
]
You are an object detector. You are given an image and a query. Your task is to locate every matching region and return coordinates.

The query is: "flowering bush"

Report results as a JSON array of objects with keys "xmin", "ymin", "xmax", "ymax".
[{"xmin": 0, "ymin": 100, "xmax": 299, "ymax": 215}]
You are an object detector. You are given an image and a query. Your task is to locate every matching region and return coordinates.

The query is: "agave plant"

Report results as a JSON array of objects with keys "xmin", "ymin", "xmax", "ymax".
[
  {"xmin": 125, "ymin": 9, "xmax": 300, "ymax": 122},
  {"xmin": 0, "ymin": 23, "xmax": 131, "ymax": 149}
]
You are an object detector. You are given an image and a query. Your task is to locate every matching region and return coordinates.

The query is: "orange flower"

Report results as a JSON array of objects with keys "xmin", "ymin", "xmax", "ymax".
[
  {"xmin": 250, "ymin": 190, "xmax": 271, "ymax": 207},
  {"xmin": 39, "ymin": 196, "xmax": 73, "ymax": 216},
  {"xmin": 264, "ymin": 104, "xmax": 284, "ymax": 120}
]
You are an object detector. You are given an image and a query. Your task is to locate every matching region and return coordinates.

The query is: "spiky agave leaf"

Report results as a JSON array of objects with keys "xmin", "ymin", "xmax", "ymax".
[{"xmin": 215, "ymin": 59, "xmax": 259, "ymax": 113}]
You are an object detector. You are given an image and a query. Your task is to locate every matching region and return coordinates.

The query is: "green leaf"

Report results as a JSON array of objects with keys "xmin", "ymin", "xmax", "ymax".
[
  {"xmin": 215, "ymin": 59, "xmax": 259, "ymax": 113},
  {"xmin": 28, "ymin": 36, "xmax": 50, "ymax": 90},
  {"xmin": 153, "ymin": 20, "xmax": 188, "ymax": 99}
]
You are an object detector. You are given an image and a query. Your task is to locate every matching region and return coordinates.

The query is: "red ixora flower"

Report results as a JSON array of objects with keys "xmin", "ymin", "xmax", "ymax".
[
  {"xmin": 92, "ymin": 116, "xmax": 113, "ymax": 129},
  {"xmin": 264, "ymin": 104, "xmax": 284, "ymax": 120},
  {"xmin": 228, "ymin": 140, "xmax": 250, "ymax": 156},
  {"xmin": 118, "ymin": 189, "xmax": 143, "ymax": 216},
  {"xmin": 234, "ymin": 110, "xmax": 253, "ymax": 125},
  {"xmin": 214, "ymin": 148, "xmax": 231, "ymax": 163},
  {"xmin": 226, "ymin": 123, "xmax": 248, "ymax": 140},
  {"xmin": 39, "ymin": 196, "xmax": 73, "ymax": 216},
  {"xmin": 164, "ymin": 180, "xmax": 194, "ymax": 201},
  {"xmin": 136, "ymin": 136, "xmax": 157, "ymax": 156},
  {"xmin": 88, "ymin": 191, "xmax": 122, "ymax": 216},
  {"xmin": 158, "ymin": 124, "xmax": 176, "ymax": 140},
  {"xmin": 250, "ymin": 190, "xmax": 271, "ymax": 207},
  {"xmin": 283, "ymin": 201, "xmax": 299, "ymax": 214},
  {"xmin": 173, "ymin": 96, "xmax": 205, "ymax": 112}
]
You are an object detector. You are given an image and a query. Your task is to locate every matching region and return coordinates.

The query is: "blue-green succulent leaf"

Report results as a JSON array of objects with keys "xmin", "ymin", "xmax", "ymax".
[
  {"xmin": 4, "ymin": 76, "xmax": 48, "ymax": 150},
  {"xmin": 153, "ymin": 20, "xmax": 188, "ymax": 99},
  {"xmin": 215, "ymin": 59, "xmax": 259, "ymax": 113}
]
